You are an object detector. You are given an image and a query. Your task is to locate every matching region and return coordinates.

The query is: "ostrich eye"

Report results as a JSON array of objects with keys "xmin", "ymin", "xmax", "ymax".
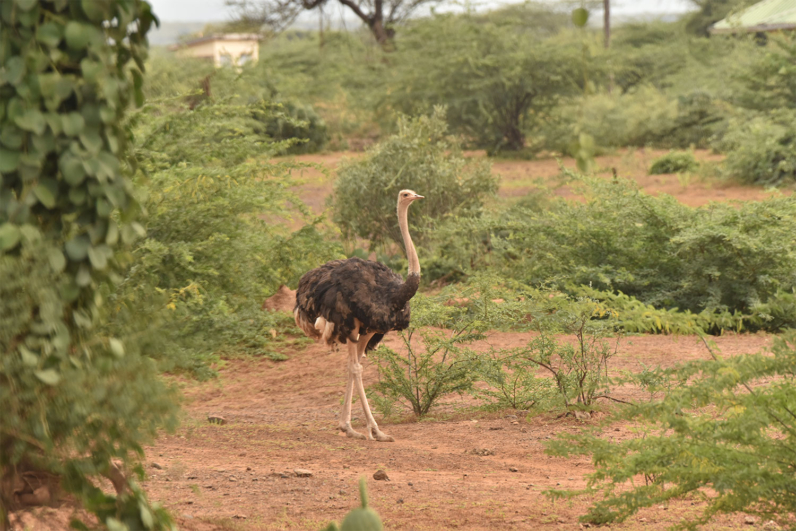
[{"xmin": 402, "ymin": 193, "xmax": 408, "ymax": 197}]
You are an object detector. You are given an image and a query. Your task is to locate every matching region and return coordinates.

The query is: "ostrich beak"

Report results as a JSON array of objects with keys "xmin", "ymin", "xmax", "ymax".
[{"xmin": 412, "ymin": 194, "xmax": 424, "ymax": 200}]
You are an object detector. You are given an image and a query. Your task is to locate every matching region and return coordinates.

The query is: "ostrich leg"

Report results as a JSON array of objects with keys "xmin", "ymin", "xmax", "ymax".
[
  {"xmin": 339, "ymin": 323, "xmax": 366, "ymax": 439},
  {"xmin": 353, "ymin": 332, "xmax": 395, "ymax": 442}
]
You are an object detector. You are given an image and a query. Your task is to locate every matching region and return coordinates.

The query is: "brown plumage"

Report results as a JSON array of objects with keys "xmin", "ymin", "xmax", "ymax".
[
  {"xmin": 294, "ymin": 258, "xmax": 419, "ymax": 352},
  {"xmin": 293, "ymin": 189, "xmax": 424, "ymax": 442}
]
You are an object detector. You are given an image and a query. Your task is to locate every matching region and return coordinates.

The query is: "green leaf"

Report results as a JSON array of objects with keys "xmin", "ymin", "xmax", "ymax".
[
  {"xmin": 106, "ymin": 220, "xmax": 119, "ymax": 245},
  {"xmin": 62, "ymin": 112, "xmax": 85, "ymax": 136},
  {"xmin": 34, "ymin": 369, "xmax": 61, "ymax": 386},
  {"xmin": 110, "ymin": 338, "xmax": 125, "ymax": 358},
  {"xmin": 33, "ymin": 179, "xmax": 58, "ymax": 209},
  {"xmin": 105, "ymin": 517, "xmax": 127, "ymax": 531},
  {"xmin": 14, "ymin": 0, "xmax": 38, "ymax": 11},
  {"xmin": 36, "ymin": 22, "xmax": 62, "ymax": 48},
  {"xmin": 65, "ymin": 234, "xmax": 90, "ymax": 261},
  {"xmin": 81, "ymin": 0, "xmax": 109, "ymax": 22},
  {"xmin": 48, "ymin": 248, "xmax": 66, "ymax": 273},
  {"xmin": 0, "ymin": 56, "xmax": 25, "ymax": 86},
  {"xmin": 0, "ymin": 148, "xmax": 19, "ymax": 172},
  {"xmin": 80, "ymin": 130, "xmax": 104, "ymax": 155},
  {"xmin": 76, "ymin": 263, "xmax": 92, "ymax": 286},
  {"xmin": 0, "ymin": 223, "xmax": 21, "ymax": 251},
  {"xmin": 15, "ymin": 109, "xmax": 46, "ymax": 135},
  {"xmin": 61, "ymin": 156, "xmax": 87, "ymax": 186},
  {"xmin": 19, "ymin": 224, "xmax": 41, "ymax": 244},
  {"xmin": 87, "ymin": 245, "xmax": 108, "ymax": 270},
  {"xmin": 132, "ymin": 68, "xmax": 145, "ymax": 107},
  {"xmin": 64, "ymin": 22, "xmax": 91, "ymax": 51},
  {"xmin": 80, "ymin": 58, "xmax": 103, "ymax": 83},
  {"xmin": 19, "ymin": 346, "xmax": 38, "ymax": 367}
]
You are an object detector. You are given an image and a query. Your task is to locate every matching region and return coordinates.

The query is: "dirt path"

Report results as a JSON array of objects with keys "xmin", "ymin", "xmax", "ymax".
[
  {"xmin": 286, "ymin": 149, "xmax": 775, "ymax": 218},
  {"xmin": 140, "ymin": 330, "xmax": 774, "ymax": 531}
]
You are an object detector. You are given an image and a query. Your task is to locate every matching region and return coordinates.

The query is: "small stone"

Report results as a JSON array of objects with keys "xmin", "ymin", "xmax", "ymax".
[
  {"xmin": 183, "ymin": 513, "xmax": 193, "ymax": 519},
  {"xmin": 509, "ymin": 467, "xmax": 519, "ymax": 473},
  {"xmin": 614, "ymin": 428, "xmax": 621, "ymax": 432},
  {"xmin": 558, "ymin": 518, "xmax": 566, "ymax": 524},
  {"xmin": 229, "ymin": 477, "xmax": 237, "ymax": 482},
  {"xmin": 407, "ymin": 482, "xmax": 413, "ymax": 486},
  {"xmin": 246, "ymin": 467, "xmax": 252, "ymax": 471},
  {"xmin": 574, "ymin": 411, "xmax": 591, "ymax": 420},
  {"xmin": 745, "ymin": 516, "xmax": 756, "ymax": 525},
  {"xmin": 151, "ymin": 462, "xmax": 163, "ymax": 470},
  {"xmin": 203, "ymin": 485, "xmax": 214, "ymax": 489},
  {"xmin": 568, "ymin": 477, "xmax": 574, "ymax": 481},
  {"xmin": 280, "ymin": 473, "xmax": 289, "ymax": 479},
  {"xmin": 373, "ymin": 469, "xmax": 390, "ymax": 481},
  {"xmin": 338, "ymin": 490, "xmax": 346, "ymax": 495},
  {"xmin": 294, "ymin": 469, "xmax": 313, "ymax": 478},
  {"xmin": 397, "ymin": 498, "xmax": 404, "ymax": 504},
  {"xmin": 511, "ymin": 421, "xmax": 519, "ymax": 425},
  {"xmin": 233, "ymin": 514, "xmax": 247, "ymax": 520},
  {"xmin": 556, "ymin": 482, "xmax": 561, "ymax": 486},
  {"xmin": 207, "ymin": 415, "xmax": 226, "ymax": 425},
  {"xmin": 639, "ymin": 518, "xmax": 647, "ymax": 523}
]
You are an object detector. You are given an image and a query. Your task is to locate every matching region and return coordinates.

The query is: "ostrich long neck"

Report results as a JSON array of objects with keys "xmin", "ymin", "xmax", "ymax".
[{"xmin": 398, "ymin": 201, "xmax": 420, "ymax": 276}]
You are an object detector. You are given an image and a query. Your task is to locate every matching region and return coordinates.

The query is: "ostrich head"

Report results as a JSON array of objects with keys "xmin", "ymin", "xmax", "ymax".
[{"xmin": 397, "ymin": 189, "xmax": 424, "ymax": 209}]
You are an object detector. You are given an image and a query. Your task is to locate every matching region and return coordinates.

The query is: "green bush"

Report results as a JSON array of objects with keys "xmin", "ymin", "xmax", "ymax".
[
  {"xmin": 260, "ymin": 100, "xmax": 329, "ymax": 154},
  {"xmin": 122, "ymin": 95, "xmax": 343, "ymax": 373},
  {"xmin": 716, "ymin": 110, "xmax": 796, "ymax": 186},
  {"xmin": 332, "ymin": 108, "xmax": 497, "ymax": 249},
  {"xmin": 548, "ymin": 331, "xmax": 796, "ymax": 528},
  {"xmin": 424, "ymin": 174, "xmax": 796, "ymax": 331},
  {"xmin": 649, "ymin": 151, "xmax": 699, "ymax": 174}
]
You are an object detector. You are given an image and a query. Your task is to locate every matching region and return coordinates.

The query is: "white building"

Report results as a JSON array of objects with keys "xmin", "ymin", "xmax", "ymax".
[{"xmin": 173, "ymin": 33, "xmax": 260, "ymax": 68}]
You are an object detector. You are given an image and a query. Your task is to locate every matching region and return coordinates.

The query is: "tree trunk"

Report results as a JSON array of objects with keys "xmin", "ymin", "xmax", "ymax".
[
  {"xmin": 370, "ymin": 18, "xmax": 390, "ymax": 46},
  {"xmin": 604, "ymin": 0, "xmax": 610, "ymax": 48},
  {"xmin": 504, "ymin": 123, "xmax": 525, "ymax": 152}
]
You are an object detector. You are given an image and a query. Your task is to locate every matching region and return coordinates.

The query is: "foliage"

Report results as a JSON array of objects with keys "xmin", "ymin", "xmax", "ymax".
[
  {"xmin": 332, "ymin": 108, "xmax": 497, "ymax": 249},
  {"xmin": 369, "ymin": 294, "xmax": 483, "ymax": 418},
  {"xmin": 685, "ymin": 0, "xmax": 755, "ymax": 36},
  {"xmin": 649, "ymin": 151, "xmax": 699, "ymax": 174},
  {"xmin": 0, "ymin": 0, "xmax": 178, "ymax": 528},
  {"xmin": 736, "ymin": 34, "xmax": 796, "ymax": 112},
  {"xmin": 122, "ymin": 94, "xmax": 343, "ymax": 372},
  {"xmin": 424, "ymin": 174, "xmax": 796, "ymax": 331},
  {"xmin": 261, "ymin": 100, "xmax": 329, "ymax": 154},
  {"xmin": 545, "ymin": 87, "xmax": 728, "ymax": 152},
  {"xmin": 476, "ymin": 347, "xmax": 557, "ymax": 411},
  {"xmin": 547, "ymin": 332, "xmax": 796, "ymax": 528},
  {"xmin": 717, "ymin": 109, "xmax": 796, "ymax": 186},
  {"xmin": 522, "ymin": 301, "xmax": 621, "ymax": 410},
  {"xmin": 386, "ymin": 14, "xmax": 582, "ymax": 153}
]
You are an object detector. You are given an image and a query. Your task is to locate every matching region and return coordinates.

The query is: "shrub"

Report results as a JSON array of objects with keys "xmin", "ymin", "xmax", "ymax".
[
  {"xmin": 259, "ymin": 100, "xmax": 329, "ymax": 154},
  {"xmin": 332, "ymin": 108, "xmax": 497, "ymax": 249},
  {"xmin": 548, "ymin": 331, "xmax": 796, "ymax": 528},
  {"xmin": 425, "ymin": 174, "xmax": 796, "ymax": 331},
  {"xmin": 122, "ymin": 95, "xmax": 343, "ymax": 372},
  {"xmin": 649, "ymin": 151, "xmax": 699, "ymax": 174},
  {"xmin": 369, "ymin": 294, "xmax": 483, "ymax": 418},
  {"xmin": 717, "ymin": 110, "xmax": 796, "ymax": 186}
]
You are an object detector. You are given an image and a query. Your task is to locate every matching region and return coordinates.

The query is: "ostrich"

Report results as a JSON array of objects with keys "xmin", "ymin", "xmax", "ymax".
[{"xmin": 294, "ymin": 189, "xmax": 424, "ymax": 442}]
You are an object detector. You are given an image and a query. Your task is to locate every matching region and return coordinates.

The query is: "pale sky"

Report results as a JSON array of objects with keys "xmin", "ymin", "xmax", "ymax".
[{"xmin": 149, "ymin": 0, "xmax": 695, "ymax": 23}]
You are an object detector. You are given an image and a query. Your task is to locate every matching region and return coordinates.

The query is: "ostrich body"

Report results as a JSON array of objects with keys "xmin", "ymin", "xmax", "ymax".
[{"xmin": 294, "ymin": 190, "xmax": 424, "ymax": 442}]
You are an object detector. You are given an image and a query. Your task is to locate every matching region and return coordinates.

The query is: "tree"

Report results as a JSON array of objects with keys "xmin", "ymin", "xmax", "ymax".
[
  {"xmin": 0, "ymin": 0, "xmax": 177, "ymax": 529},
  {"xmin": 386, "ymin": 14, "xmax": 581, "ymax": 153},
  {"xmin": 685, "ymin": 0, "xmax": 754, "ymax": 36},
  {"xmin": 226, "ymin": 0, "xmax": 439, "ymax": 46}
]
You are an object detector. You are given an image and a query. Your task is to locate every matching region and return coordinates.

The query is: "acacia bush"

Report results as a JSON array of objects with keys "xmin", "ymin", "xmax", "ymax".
[
  {"xmin": 332, "ymin": 108, "xmax": 497, "ymax": 249},
  {"xmin": 0, "ymin": 0, "xmax": 177, "ymax": 528},
  {"xmin": 424, "ymin": 174, "xmax": 796, "ymax": 331},
  {"xmin": 119, "ymin": 94, "xmax": 343, "ymax": 372},
  {"xmin": 548, "ymin": 332, "xmax": 796, "ymax": 528}
]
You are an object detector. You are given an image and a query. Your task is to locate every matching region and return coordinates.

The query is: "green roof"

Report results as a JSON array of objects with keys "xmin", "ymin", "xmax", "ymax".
[{"xmin": 711, "ymin": 0, "xmax": 796, "ymax": 33}]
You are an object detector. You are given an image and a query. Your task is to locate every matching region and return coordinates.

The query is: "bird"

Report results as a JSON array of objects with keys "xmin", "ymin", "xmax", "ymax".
[{"xmin": 294, "ymin": 189, "xmax": 424, "ymax": 442}]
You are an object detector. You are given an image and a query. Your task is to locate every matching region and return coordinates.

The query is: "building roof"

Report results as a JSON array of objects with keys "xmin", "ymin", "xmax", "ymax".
[
  {"xmin": 711, "ymin": 0, "xmax": 796, "ymax": 33},
  {"xmin": 179, "ymin": 33, "xmax": 261, "ymax": 48}
]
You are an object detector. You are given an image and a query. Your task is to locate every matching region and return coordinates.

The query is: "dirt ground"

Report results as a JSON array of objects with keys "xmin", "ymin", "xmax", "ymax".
[
  {"xmin": 124, "ymin": 329, "xmax": 774, "ymax": 531},
  {"xmin": 287, "ymin": 148, "xmax": 778, "ymax": 217}
]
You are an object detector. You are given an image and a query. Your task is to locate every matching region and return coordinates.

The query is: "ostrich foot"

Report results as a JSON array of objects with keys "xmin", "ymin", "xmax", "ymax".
[
  {"xmin": 367, "ymin": 426, "xmax": 395, "ymax": 442},
  {"xmin": 339, "ymin": 424, "xmax": 366, "ymax": 440}
]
